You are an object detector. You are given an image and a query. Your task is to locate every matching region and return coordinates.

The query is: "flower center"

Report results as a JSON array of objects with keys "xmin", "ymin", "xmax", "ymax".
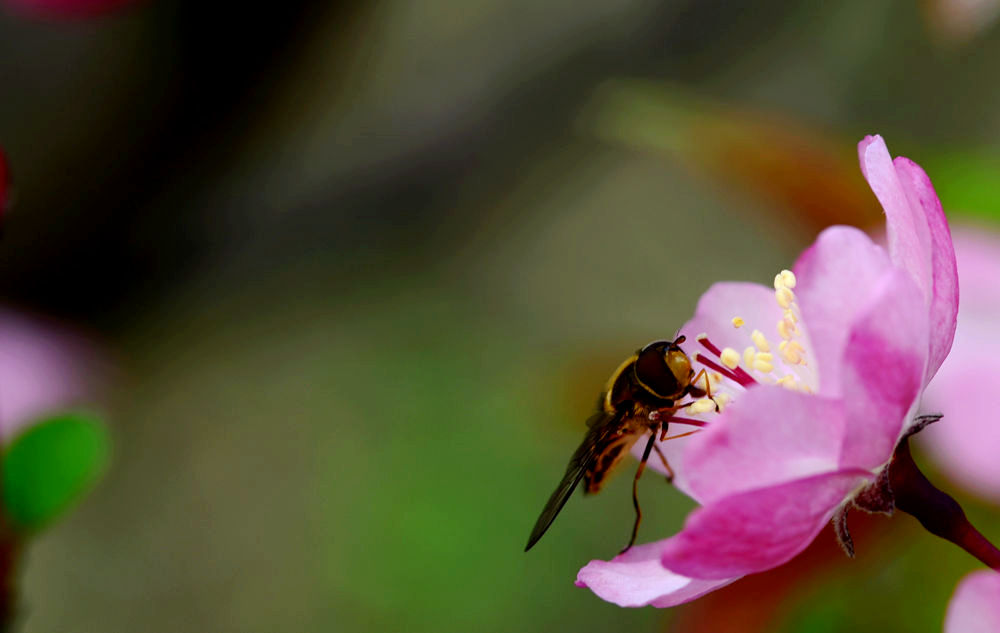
[{"xmin": 680, "ymin": 270, "xmax": 819, "ymax": 418}]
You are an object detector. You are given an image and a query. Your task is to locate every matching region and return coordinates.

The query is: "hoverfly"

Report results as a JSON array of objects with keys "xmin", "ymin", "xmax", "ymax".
[{"xmin": 524, "ymin": 336, "xmax": 715, "ymax": 553}]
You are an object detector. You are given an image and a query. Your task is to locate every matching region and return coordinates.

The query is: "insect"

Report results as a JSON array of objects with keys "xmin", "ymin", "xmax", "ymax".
[{"xmin": 524, "ymin": 336, "xmax": 715, "ymax": 553}]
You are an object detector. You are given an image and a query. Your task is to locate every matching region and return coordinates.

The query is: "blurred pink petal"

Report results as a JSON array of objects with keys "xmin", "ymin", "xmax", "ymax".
[
  {"xmin": 581, "ymin": 135, "xmax": 957, "ymax": 607},
  {"xmin": 2, "ymin": 0, "xmax": 137, "ymax": 18},
  {"xmin": 944, "ymin": 570, "xmax": 1000, "ymax": 633},
  {"xmin": 921, "ymin": 228, "xmax": 1000, "ymax": 502},
  {"xmin": 0, "ymin": 308, "xmax": 105, "ymax": 438}
]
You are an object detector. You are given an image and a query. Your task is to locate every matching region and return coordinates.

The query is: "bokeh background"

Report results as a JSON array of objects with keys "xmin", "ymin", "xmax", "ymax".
[{"xmin": 1, "ymin": 0, "xmax": 1000, "ymax": 631}]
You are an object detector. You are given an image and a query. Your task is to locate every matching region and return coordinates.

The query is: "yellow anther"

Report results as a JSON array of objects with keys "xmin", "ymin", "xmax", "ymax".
[
  {"xmin": 751, "ymin": 329, "xmax": 770, "ymax": 353},
  {"xmin": 781, "ymin": 347, "xmax": 800, "ymax": 365},
  {"xmin": 743, "ymin": 346, "xmax": 756, "ymax": 368},
  {"xmin": 777, "ymin": 375, "xmax": 797, "ymax": 389},
  {"xmin": 688, "ymin": 398, "xmax": 716, "ymax": 414},
  {"xmin": 731, "ymin": 316, "xmax": 745, "ymax": 328},
  {"xmin": 781, "ymin": 340, "xmax": 806, "ymax": 365},
  {"xmin": 778, "ymin": 269, "xmax": 796, "ymax": 289},
  {"xmin": 784, "ymin": 309, "xmax": 798, "ymax": 324},
  {"xmin": 755, "ymin": 352, "xmax": 774, "ymax": 363},
  {"xmin": 720, "ymin": 347, "xmax": 740, "ymax": 369},
  {"xmin": 778, "ymin": 319, "xmax": 794, "ymax": 341},
  {"xmin": 715, "ymin": 393, "xmax": 731, "ymax": 410},
  {"xmin": 754, "ymin": 358, "xmax": 775, "ymax": 373},
  {"xmin": 776, "ymin": 287, "xmax": 795, "ymax": 309},
  {"xmin": 712, "ymin": 372, "xmax": 723, "ymax": 384}
]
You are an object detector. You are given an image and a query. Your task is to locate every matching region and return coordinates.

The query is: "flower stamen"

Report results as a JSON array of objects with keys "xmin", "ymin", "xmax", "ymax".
[
  {"xmin": 721, "ymin": 347, "xmax": 741, "ymax": 369},
  {"xmin": 694, "ymin": 334, "xmax": 757, "ymax": 387},
  {"xmin": 655, "ymin": 417, "xmax": 709, "ymax": 439},
  {"xmin": 687, "ymin": 398, "xmax": 717, "ymax": 414},
  {"xmin": 751, "ymin": 329, "xmax": 771, "ymax": 353}
]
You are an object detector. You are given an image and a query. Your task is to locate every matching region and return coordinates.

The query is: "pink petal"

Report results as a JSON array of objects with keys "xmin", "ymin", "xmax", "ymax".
[
  {"xmin": 793, "ymin": 226, "xmax": 895, "ymax": 396},
  {"xmin": 678, "ymin": 282, "xmax": 783, "ymax": 359},
  {"xmin": 659, "ymin": 469, "xmax": 872, "ymax": 579},
  {"xmin": 858, "ymin": 135, "xmax": 957, "ymax": 383},
  {"xmin": 575, "ymin": 540, "xmax": 738, "ymax": 608},
  {"xmin": 921, "ymin": 229, "xmax": 1000, "ymax": 501},
  {"xmin": 922, "ymin": 359, "xmax": 1000, "ymax": 501},
  {"xmin": 858, "ymin": 135, "xmax": 933, "ymax": 301},
  {"xmin": 655, "ymin": 281, "xmax": 786, "ymax": 498},
  {"xmin": 839, "ymin": 267, "xmax": 927, "ymax": 470},
  {"xmin": 632, "ymin": 428, "xmax": 699, "ymax": 501},
  {"xmin": 681, "ymin": 387, "xmax": 845, "ymax": 504},
  {"xmin": 0, "ymin": 309, "xmax": 106, "ymax": 437},
  {"xmin": 944, "ymin": 570, "xmax": 1000, "ymax": 633},
  {"xmin": 893, "ymin": 156, "xmax": 958, "ymax": 382}
]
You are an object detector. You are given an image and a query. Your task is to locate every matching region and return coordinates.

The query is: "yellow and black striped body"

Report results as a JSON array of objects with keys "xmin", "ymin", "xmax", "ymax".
[
  {"xmin": 582, "ymin": 425, "xmax": 641, "ymax": 494},
  {"xmin": 525, "ymin": 338, "xmax": 699, "ymax": 551},
  {"xmin": 581, "ymin": 352, "xmax": 680, "ymax": 494}
]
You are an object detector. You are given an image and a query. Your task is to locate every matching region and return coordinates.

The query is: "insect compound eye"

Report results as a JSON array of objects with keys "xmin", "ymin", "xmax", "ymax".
[
  {"xmin": 634, "ymin": 344, "xmax": 682, "ymax": 399},
  {"xmin": 664, "ymin": 349, "xmax": 693, "ymax": 386}
]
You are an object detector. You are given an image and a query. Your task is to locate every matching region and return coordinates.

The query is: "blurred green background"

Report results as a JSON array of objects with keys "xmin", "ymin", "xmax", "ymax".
[{"xmin": 1, "ymin": 0, "xmax": 999, "ymax": 631}]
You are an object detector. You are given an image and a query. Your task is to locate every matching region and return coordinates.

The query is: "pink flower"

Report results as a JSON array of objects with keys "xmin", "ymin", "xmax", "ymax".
[
  {"xmin": 576, "ymin": 135, "xmax": 959, "ymax": 606},
  {"xmin": 944, "ymin": 570, "xmax": 1000, "ymax": 633},
  {"xmin": 920, "ymin": 228, "xmax": 1000, "ymax": 503},
  {"xmin": 0, "ymin": 308, "xmax": 106, "ymax": 438}
]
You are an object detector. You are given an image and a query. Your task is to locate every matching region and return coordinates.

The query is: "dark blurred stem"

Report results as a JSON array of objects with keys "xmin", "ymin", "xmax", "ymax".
[
  {"xmin": 889, "ymin": 438, "xmax": 1000, "ymax": 570},
  {"xmin": 0, "ymin": 521, "xmax": 19, "ymax": 633}
]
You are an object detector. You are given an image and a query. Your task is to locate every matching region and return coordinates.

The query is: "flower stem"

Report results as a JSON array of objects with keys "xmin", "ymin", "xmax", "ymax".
[
  {"xmin": 889, "ymin": 438, "xmax": 1000, "ymax": 570},
  {"xmin": 0, "ymin": 537, "xmax": 18, "ymax": 633}
]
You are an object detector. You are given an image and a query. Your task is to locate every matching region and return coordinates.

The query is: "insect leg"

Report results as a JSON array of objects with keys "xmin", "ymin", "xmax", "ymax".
[
  {"xmin": 623, "ymin": 426, "xmax": 659, "ymax": 554},
  {"xmin": 652, "ymin": 429, "xmax": 705, "ymax": 486},
  {"xmin": 652, "ymin": 443, "xmax": 674, "ymax": 483},
  {"xmin": 689, "ymin": 368, "xmax": 720, "ymax": 412},
  {"xmin": 662, "ymin": 429, "xmax": 702, "ymax": 441}
]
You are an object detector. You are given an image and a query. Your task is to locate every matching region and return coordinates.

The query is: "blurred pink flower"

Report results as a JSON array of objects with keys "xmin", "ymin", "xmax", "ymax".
[
  {"xmin": 921, "ymin": 228, "xmax": 1000, "ymax": 502},
  {"xmin": 576, "ymin": 135, "xmax": 958, "ymax": 606},
  {"xmin": 0, "ymin": 152, "xmax": 103, "ymax": 436},
  {"xmin": 945, "ymin": 570, "xmax": 1000, "ymax": 633},
  {"xmin": 0, "ymin": 308, "xmax": 105, "ymax": 439},
  {"xmin": 2, "ymin": 0, "xmax": 137, "ymax": 18}
]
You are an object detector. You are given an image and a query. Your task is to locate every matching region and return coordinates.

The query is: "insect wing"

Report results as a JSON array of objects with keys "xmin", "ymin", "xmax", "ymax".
[{"xmin": 524, "ymin": 411, "xmax": 625, "ymax": 551}]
